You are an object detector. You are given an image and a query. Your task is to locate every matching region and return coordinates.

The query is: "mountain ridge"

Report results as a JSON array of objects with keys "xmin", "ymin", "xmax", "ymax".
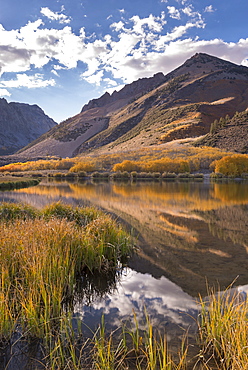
[{"xmin": 14, "ymin": 53, "xmax": 248, "ymax": 158}]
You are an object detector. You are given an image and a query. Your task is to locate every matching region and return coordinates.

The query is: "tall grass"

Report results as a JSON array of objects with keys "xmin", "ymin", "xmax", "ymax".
[
  {"xmin": 198, "ymin": 283, "xmax": 248, "ymax": 370},
  {"xmin": 0, "ymin": 202, "xmax": 133, "ymax": 343},
  {"xmin": 93, "ymin": 310, "xmax": 188, "ymax": 370}
]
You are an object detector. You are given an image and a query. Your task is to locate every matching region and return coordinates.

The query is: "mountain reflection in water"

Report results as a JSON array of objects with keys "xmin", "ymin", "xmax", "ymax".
[{"xmin": 2, "ymin": 179, "xmax": 248, "ymax": 296}]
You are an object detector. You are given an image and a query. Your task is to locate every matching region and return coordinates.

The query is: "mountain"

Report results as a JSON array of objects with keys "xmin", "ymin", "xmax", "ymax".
[
  {"xmin": 17, "ymin": 53, "xmax": 248, "ymax": 158},
  {"xmin": 0, "ymin": 99, "xmax": 57, "ymax": 155},
  {"xmin": 195, "ymin": 109, "xmax": 248, "ymax": 153}
]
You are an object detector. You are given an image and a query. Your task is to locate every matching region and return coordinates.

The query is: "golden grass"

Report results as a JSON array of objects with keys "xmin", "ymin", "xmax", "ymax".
[
  {"xmin": 0, "ymin": 202, "xmax": 132, "ymax": 340},
  {"xmin": 93, "ymin": 310, "xmax": 188, "ymax": 370},
  {"xmin": 198, "ymin": 283, "xmax": 248, "ymax": 370}
]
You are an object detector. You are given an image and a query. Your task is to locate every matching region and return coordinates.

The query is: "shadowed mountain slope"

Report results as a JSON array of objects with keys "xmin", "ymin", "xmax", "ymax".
[{"xmin": 0, "ymin": 99, "xmax": 57, "ymax": 155}]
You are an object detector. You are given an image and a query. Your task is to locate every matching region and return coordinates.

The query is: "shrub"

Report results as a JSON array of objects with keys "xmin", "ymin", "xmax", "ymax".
[
  {"xmin": 130, "ymin": 171, "xmax": 137, "ymax": 181},
  {"xmin": 177, "ymin": 172, "xmax": 192, "ymax": 179},
  {"xmin": 113, "ymin": 158, "xmax": 191, "ymax": 174},
  {"xmin": 78, "ymin": 171, "xmax": 87, "ymax": 179},
  {"xmin": 54, "ymin": 172, "xmax": 65, "ymax": 178},
  {"xmin": 162, "ymin": 172, "xmax": 177, "ymax": 180},
  {"xmin": 113, "ymin": 160, "xmax": 141, "ymax": 172},
  {"xmin": 213, "ymin": 154, "xmax": 248, "ymax": 177},
  {"xmin": 55, "ymin": 158, "xmax": 75, "ymax": 170},
  {"xmin": 111, "ymin": 171, "xmax": 130, "ymax": 181},
  {"xmin": 69, "ymin": 161, "xmax": 96, "ymax": 173},
  {"xmin": 65, "ymin": 172, "xmax": 77, "ymax": 178}
]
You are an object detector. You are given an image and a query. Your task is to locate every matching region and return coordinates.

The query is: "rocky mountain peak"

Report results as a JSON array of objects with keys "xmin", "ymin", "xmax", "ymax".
[
  {"xmin": 186, "ymin": 52, "xmax": 235, "ymax": 66},
  {"xmin": 81, "ymin": 72, "xmax": 166, "ymax": 113}
]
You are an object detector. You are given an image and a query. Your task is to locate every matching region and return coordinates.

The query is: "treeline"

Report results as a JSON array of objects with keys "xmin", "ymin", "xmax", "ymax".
[{"xmin": 210, "ymin": 110, "xmax": 248, "ymax": 135}]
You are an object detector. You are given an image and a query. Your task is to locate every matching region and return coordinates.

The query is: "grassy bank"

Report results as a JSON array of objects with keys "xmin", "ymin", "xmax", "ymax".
[
  {"xmin": 0, "ymin": 176, "xmax": 40, "ymax": 190},
  {"xmin": 0, "ymin": 202, "xmax": 132, "ymax": 339}
]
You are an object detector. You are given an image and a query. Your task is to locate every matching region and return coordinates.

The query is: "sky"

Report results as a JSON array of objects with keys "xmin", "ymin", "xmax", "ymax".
[{"xmin": 0, "ymin": 0, "xmax": 248, "ymax": 123}]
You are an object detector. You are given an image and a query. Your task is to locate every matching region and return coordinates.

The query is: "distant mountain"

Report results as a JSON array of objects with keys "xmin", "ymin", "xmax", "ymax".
[
  {"xmin": 17, "ymin": 53, "xmax": 248, "ymax": 158},
  {"xmin": 0, "ymin": 99, "xmax": 57, "ymax": 155}
]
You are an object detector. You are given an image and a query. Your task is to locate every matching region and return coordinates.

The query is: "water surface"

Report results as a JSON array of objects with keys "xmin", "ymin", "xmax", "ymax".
[{"xmin": 1, "ymin": 179, "xmax": 248, "ymax": 360}]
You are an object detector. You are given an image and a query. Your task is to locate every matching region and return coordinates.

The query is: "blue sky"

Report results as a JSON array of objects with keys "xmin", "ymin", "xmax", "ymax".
[{"xmin": 0, "ymin": 0, "xmax": 248, "ymax": 122}]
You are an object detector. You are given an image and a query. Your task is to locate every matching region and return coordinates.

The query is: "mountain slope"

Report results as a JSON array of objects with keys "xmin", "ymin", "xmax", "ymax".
[
  {"xmin": 195, "ymin": 109, "xmax": 248, "ymax": 153},
  {"xmin": 18, "ymin": 53, "xmax": 248, "ymax": 158},
  {"xmin": 0, "ymin": 99, "xmax": 57, "ymax": 155}
]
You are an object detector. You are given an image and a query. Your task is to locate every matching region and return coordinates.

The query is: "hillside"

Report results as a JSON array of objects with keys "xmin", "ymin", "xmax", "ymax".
[
  {"xmin": 0, "ymin": 99, "xmax": 57, "ymax": 155},
  {"xmin": 195, "ymin": 109, "xmax": 248, "ymax": 153},
  {"xmin": 17, "ymin": 53, "xmax": 248, "ymax": 158}
]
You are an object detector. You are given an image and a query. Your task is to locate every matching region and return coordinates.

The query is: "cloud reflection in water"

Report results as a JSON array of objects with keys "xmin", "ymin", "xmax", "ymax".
[{"xmin": 74, "ymin": 268, "xmax": 198, "ymax": 343}]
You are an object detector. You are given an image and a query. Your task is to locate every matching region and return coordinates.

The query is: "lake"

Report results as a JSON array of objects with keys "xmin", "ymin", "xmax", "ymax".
[{"xmin": 0, "ymin": 178, "xmax": 248, "ymax": 368}]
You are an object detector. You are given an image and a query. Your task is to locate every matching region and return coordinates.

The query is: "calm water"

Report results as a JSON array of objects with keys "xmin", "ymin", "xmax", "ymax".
[{"xmin": 0, "ymin": 178, "xmax": 248, "ymax": 367}]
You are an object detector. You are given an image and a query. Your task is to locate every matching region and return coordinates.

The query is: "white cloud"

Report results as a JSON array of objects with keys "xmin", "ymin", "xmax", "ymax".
[
  {"xmin": 0, "ymin": 88, "xmax": 11, "ymax": 97},
  {"xmin": 103, "ymin": 78, "xmax": 118, "ymax": 86},
  {"xmin": 51, "ymin": 69, "xmax": 59, "ymax": 76},
  {"xmin": 241, "ymin": 58, "xmax": 248, "ymax": 67},
  {"xmin": 167, "ymin": 6, "xmax": 181, "ymax": 20},
  {"xmin": 131, "ymin": 13, "xmax": 167, "ymax": 34},
  {"xmin": 204, "ymin": 5, "xmax": 214, "ymax": 13},
  {"xmin": 182, "ymin": 5, "xmax": 194, "ymax": 17},
  {"xmin": 0, "ymin": 74, "xmax": 55, "ymax": 89},
  {"xmin": 53, "ymin": 64, "xmax": 67, "ymax": 70},
  {"xmin": 155, "ymin": 21, "xmax": 204, "ymax": 47},
  {"xmin": 0, "ymin": 10, "xmax": 248, "ymax": 93},
  {"xmin": 75, "ymin": 269, "xmax": 197, "ymax": 332},
  {"xmin": 105, "ymin": 83, "xmax": 125, "ymax": 95},
  {"xmin": 81, "ymin": 70, "xmax": 104, "ymax": 86},
  {"xmin": 110, "ymin": 21, "xmax": 125, "ymax": 32},
  {"xmin": 40, "ymin": 7, "xmax": 71, "ymax": 24}
]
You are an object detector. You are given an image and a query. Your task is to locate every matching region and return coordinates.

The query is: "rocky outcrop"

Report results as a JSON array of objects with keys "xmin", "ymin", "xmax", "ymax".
[{"xmin": 0, "ymin": 99, "xmax": 57, "ymax": 155}]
